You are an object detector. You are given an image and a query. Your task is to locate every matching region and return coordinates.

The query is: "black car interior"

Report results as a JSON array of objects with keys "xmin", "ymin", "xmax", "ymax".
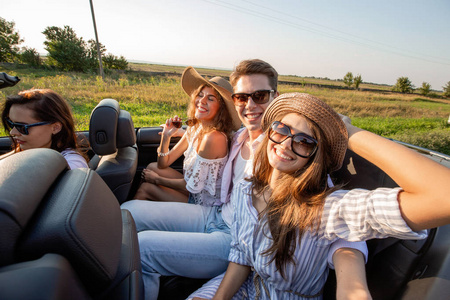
[
  {"xmin": 0, "ymin": 95, "xmax": 449, "ymax": 299},
  {"xmin": 0, "ymin": 148, "xmax": 143, "ymax": 300},
  {"xmin": 89, "ymin": 98, "xmax": 138, "ymax": 204}
]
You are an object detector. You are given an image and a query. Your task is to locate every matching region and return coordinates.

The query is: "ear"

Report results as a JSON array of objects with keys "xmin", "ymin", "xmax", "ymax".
[{"xmin": 52, "ymin": 122, "xmax": 62, "ymax": 135}]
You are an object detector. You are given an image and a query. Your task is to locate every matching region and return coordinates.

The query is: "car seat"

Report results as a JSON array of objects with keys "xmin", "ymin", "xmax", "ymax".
[
  {"xmin": 89, "ymin": 98, "xmax": 138, "ymax": 204},
  {"xmin": 0, "ymin": 148, "xmax": 143, "ymax": 300}
]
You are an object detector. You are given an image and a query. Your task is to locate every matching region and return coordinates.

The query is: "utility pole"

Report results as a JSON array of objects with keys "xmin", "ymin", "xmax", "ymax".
[{"xmin": 89, "ymin": 0, "xmax": 104, "ymax": 80}]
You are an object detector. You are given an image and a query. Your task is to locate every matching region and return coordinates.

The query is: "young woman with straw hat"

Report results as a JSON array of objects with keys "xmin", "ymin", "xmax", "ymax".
[
  {"xmin": 134, "ymin": 66, "xmax": 241, "ymax": 204},
  {"xmin": 190, "ymin": 92, "xmax": 450, "ymax": 300}
]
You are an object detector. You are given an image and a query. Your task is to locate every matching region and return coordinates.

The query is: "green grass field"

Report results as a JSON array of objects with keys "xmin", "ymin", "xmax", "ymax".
[{"xmin": 1, "ymin": 62, "xmax": 450, "ymax": 155}]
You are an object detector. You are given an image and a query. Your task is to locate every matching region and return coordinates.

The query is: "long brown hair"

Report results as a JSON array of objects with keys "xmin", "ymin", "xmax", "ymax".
[
  {"xmin": 186, "ymin": 83, "xmax": 233, "ymax": 144},
  {"xmin": 1, "ymin": 89, "xmax": 88, "ymax": 159},
  {"xmin": 251, "ymin": 112, "xmax": 337, "ymax": 278}
]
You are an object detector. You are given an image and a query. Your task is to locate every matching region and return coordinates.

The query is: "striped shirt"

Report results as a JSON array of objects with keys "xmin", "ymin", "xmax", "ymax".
[{"xmin": 189, "ymin": 180, "xmax": 426, "ymax": 300}]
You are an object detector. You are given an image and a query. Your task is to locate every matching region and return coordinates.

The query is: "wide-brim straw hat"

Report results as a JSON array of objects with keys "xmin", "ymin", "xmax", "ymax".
[
  {"xmin": 181, "ymin": 66, "xmax": 241, "ymax": 131},
  {"xmin": 261, "ymin": 92, "xmax": 348, "ymax": 172}
]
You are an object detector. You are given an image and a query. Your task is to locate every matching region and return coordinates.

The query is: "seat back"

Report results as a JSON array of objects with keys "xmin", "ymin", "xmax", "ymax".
[
  {"xmin": 0, "ymin": 148, "xmax": 143, "ymax": 299},
  {"xmin": 0, "ymin": 149, "xmax": 68, "ymax": 267},
  {"xmin": 89, "ymin": 98, "xmax": 138, "ymax": 204}
]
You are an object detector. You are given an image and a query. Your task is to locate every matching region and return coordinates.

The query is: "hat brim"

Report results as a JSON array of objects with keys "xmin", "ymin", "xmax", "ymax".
[{"xmin": 181, "ymin": 67, "xmax": 241, "ymax": 131}]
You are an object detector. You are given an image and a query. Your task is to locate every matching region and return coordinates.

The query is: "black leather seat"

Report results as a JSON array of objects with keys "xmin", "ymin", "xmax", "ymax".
[
  {"xmin": 0, "ymin": 148, "xmax": 143, "ymax": 300},
  {"xmin": 89, "ymin": 98, "xmax": 138, "ymax": 204}
]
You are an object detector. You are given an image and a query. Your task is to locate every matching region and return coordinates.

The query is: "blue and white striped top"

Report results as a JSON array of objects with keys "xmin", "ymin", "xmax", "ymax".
[{"xmin": 189, "ymin": 180, "xmax": 427, "ymax": 300}]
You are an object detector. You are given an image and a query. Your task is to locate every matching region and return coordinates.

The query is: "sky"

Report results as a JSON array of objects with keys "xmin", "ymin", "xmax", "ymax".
[{"xmin": 2, "ymin": 0, "xmax": 450, "ymax": 90}]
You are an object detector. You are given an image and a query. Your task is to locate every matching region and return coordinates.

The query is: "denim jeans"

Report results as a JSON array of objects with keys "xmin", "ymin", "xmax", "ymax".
[{"xmin": 121, "ymin": 200, "xmax": 231, "ymax": 300}]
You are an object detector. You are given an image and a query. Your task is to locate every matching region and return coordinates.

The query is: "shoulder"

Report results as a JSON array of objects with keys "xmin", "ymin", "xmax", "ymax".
[
  {"xmin": 197, "ymin": 130, "xmax": 228, "ymax": 159},
  {"xmin": 61, "ymin": 148, "xmax": 88, "ymax": 169},
  {"xmin": 203, "ymin": 130, "xmax": 227, "ymax": 144}
]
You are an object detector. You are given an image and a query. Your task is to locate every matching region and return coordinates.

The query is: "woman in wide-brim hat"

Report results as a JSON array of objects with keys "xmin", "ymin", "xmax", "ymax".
[
  {"xmin": 209, "ymin": 92, "xmax": 450, "ymax": 299},
  {"xmin": 134, "ymin": 66, "xmax": 241, "ymax": 205}
]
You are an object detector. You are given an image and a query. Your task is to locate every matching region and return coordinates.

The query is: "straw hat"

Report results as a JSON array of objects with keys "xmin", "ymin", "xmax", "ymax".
[
  {"xmin": 181, "ymin": 66, "xmax": 241, "ymax": 131},
  {"xmin": 261, "ymin": 92, "xmax": 348, "ymax": 171}
]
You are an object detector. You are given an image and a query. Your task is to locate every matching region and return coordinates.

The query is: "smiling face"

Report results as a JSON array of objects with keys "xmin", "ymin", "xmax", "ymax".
[
  {"xmin": 267, "ymin": 113, "xmax": 314, "ymax": 175},
  {"xmin": 194, "ymin": 86, "xmax": 221, "ymax": 125},
  {"xmin": 233, "ymin": 74, "xmax": 276, "ymax": 136},
  {"xmin": 7, "ymin": 104, "xmax": 60, "ymax": 151}
]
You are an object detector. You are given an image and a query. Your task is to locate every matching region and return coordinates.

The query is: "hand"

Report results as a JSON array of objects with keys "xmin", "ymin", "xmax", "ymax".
[
  {"xmin": 141, "ymin": 168, "xmax": 159, "ymax": 184},
  {"xmin": 161, "ymin": 115, "xmax": 183, "ymax": 138},
  {"xmin": 159, "ymin": 123, "xmax": 185, "ymax": 137}
]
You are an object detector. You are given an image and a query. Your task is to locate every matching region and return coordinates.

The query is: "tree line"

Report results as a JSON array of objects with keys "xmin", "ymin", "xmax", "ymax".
[
  {"xmin": 342, "ymin": 71, "xmax": 450, "ymax": 98},
  {"xmin": 0, "ymin": 17, "xmax": 127, "ymax": 73}
]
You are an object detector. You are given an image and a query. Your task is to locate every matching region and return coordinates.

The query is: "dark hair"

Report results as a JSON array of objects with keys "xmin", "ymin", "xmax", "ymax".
[
  {"xmin": 1, "ymin": 89, "xmax": 87, "ymax": 159},
  {"xmin": 230, "ymin": 59, "xmax": 278, "ymax": 91}
]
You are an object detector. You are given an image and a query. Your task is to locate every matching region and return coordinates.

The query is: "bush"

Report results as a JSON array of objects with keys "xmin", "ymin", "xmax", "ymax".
[
  {"xmin": 392, "ymin": 77, "xmax": 414, "ymax": 93},
  {"xmin": 443, "ymin": 81, "xmax": 450, "ymax": 98},
  {"xmin": 354, "ymin": 74, "xmax": 363, "ymax": 90},
  {"xmin": 19, "ymin": 47, "xmax": 42, "ymax": 67},
  {"xmin": 103, "ymin": 53, "xmax": 128, "ymax": 70},
  {"xmin": 418, "ymin": 82, "xmax": 431, "ymax": 96},
  {"xmin": 343, "ymin": 72, "xmax": 353, "ymax": 88}
]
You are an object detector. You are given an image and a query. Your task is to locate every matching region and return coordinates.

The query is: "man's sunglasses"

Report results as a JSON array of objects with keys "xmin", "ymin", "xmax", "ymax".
[
  {"xmin": 269, "ymin": 121, "xmax": 318, "ymax": 158},
  {"xmin": 231, "ymin": 90, "xmax": 274, "ymax": 106},
  {"xmin": 5, "ymin": 118, "xmax": 51, "ymax": 135}
]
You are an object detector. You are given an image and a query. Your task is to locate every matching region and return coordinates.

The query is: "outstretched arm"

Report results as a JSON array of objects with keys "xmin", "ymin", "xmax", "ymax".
[
  {"xmin": 344, "ymin": 118, "xmax": 450, "ymax": 231},
  {"xmin": 333, "ymin": 248, "xmax": 372, "ymax": 300}
]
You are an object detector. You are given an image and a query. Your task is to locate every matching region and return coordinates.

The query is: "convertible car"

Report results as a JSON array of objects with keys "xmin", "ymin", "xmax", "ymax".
[{"xmin": 1, "ymin": 75, "xmax": 450, "ymax": 299}]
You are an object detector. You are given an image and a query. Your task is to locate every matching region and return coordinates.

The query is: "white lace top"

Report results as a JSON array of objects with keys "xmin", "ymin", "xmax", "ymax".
[{"xmin": 183, "ymin": 126, "xmax": 228, "ymax": 206}]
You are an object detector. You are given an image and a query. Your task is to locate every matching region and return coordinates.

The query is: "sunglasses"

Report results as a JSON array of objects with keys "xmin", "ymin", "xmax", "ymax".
[
  {"xmin": 269, "ymin": 121, "xmax": 318, "ymax": 158},
  {"xmin": 5, "ymin": 118, "xmax": 51, "ymax": 135},
  {"xmin": 231, "ymin": 90, "xmax": 274, "ymax": 106},
  {"xmin": 171, "ymin": 118, "xmax": 196, "ymax": 128}
]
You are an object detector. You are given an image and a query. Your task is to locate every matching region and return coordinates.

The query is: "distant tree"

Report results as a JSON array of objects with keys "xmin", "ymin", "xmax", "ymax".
[
  {"xmin": 443, "ymin": 81, "xmax": 450, "ymax": 98},
  {"xmin": 354, "ymin": 74, "xmax": 363, "ymax": 90},
  {"xmin": 392, "ymin": 77, "xmax": 414, "ymax": 93},
  {"xmin": 19, "ymin": 47, "xmax": 42, "ymax": 67},
  {"xmin": 43, "ymin": 25, "xmax": 103, "ymax": 73},
  {"xmin": 87, "ymin": 39, "xmax": 106, "ymax": 70},
  {"xmin": 418, "ymin": 82, "xmax": 431, "ymax": 96},
  {"xmin": 0, "ymin": 17, "xmax": 23, "ymax": 62},
  {"xmin": 103, "ymin": 53, "xmax": 128, "ymax": 70},
  {"xmin": 343, "ymin": 72, "xmax": 353, "ymax": 88}
]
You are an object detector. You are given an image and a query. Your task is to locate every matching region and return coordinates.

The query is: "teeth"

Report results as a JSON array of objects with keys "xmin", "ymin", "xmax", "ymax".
[
  {"xmin": 275, "ymin": 148, "xmax": 292, "ymax": 160},
  {"xmin": 246, "ymin": 114, "xmax": 260, "ymax": 119}
]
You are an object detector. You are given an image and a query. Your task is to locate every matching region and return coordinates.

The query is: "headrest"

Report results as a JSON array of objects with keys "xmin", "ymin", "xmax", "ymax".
[
  {"xmin": 0, "ymin": 149, "xmax": 68, "ymax": 266},
  {"xmin": 117, "ymin": 110, "xmax": 136, "ymax": 148},
  {"xmin": 89, "ymin": 99, "xmax": 136, "ymax": 155},
  {"xmin": 89, "ymin": 99, "xmax": 120, "ymax": 155}
]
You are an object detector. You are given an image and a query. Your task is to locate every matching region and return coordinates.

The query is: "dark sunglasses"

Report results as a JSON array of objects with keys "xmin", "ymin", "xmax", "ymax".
[
  {"xmin": 269, "ymin": 121, "xmax": 318, "ymax": 158},
  {"xmin": 171, "ymin": 118, "xmax": 196, "ymax": 128},
  {"xmin": 5, "ymin": 118, "xmax": 51, "ymax": 135},
  {"xmin": 231, "ymin": 90, "xmax": 274, "ymax": 106}
]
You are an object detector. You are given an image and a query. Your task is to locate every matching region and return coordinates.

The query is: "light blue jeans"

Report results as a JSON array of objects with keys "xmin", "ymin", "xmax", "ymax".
[{"xmin": 120, "ymin": 200, "xmax": 231, "ymax": 300}]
